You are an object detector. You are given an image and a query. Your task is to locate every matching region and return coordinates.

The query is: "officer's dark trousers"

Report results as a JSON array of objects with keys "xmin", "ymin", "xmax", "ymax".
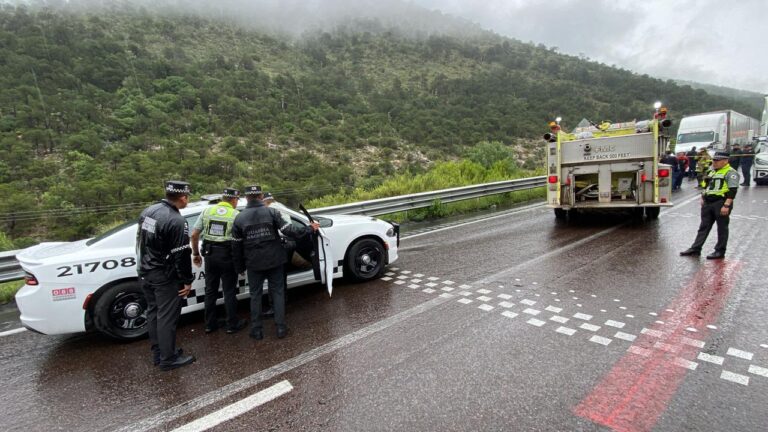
[
  {"xmin": 141, "ymin": 277, "xmax": 182, "ymax": 366},
  {"xmin": 265, "ymin": 244, "xmax": 295, "ymax": 312},
  {"xmin": 248, "ymin": 266, "xmax": 286, "ymax": 331},
  {"xmin": 690, "ymin": 199, "xmax": 730, "ymax": 253},
  {"xmin": 742, "ymin": 163, "xmax": 752, "ymax": 184},
  {"xmin": 203, "ymin": 245, "xmax": 239, "ymax": 329},
  {"xmin": 672, "ymin": 170, "xmax": 682, "ymax": 190}
]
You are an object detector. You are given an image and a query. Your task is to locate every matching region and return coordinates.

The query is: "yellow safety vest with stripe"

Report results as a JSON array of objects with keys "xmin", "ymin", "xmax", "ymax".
[
  {"xmin": 701, "ymin": 164, "xmax": 737, "ymax": 197},
  {"xmin": 200, "ymin": 202, "xmax": 239, "ymax": 242}
]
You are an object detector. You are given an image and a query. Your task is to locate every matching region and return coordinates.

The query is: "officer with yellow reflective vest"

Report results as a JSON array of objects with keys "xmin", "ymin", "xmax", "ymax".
[
  {"xmin": 680, "ymin": 152, "xmax": 740, "ymax": 259},
  {"xmin": 191, "ymin": 188, "xmax": 248, "ymax": 334}
]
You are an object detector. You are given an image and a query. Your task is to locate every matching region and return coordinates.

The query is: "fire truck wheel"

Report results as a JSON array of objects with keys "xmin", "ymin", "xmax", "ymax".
[
  {"xmin": 554, "ymin": 208, "xmax": 568, "ymax": 220},
  {"xmin": 646, "ymin": 207, "xmax": 660, "ymax": 219}
]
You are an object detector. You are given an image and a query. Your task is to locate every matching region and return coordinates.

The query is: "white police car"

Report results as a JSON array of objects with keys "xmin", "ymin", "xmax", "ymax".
[{"xmin": 15, "ymin": 199, "xmax": 399, "ymax": 340}]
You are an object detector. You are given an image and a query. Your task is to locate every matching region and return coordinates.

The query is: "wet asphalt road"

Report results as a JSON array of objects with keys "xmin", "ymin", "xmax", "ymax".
[{"xmin": 1, "ymin": 184, "xmax": 768, "ymax": 432}]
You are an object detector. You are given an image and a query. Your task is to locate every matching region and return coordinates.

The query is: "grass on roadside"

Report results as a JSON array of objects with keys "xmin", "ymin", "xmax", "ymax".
[
  {"xmin": 0, "ymin": 280, "xmax": 23, "ymax": 305},
  {"xmin": 306, "ymin": 158, "xmax": 545, "ymax": 223}
]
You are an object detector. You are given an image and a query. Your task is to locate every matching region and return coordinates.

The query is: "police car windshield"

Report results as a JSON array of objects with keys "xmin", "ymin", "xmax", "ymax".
[{"xmin": 86, "ymin": 219, "xmax": 137, "ymax": 246}]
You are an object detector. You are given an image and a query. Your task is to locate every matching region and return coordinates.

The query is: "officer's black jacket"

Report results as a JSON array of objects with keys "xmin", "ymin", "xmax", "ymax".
[
  {"xmin": 231, "ymin": 200, "xmax": 312, "ymax": 273},
  {"xmin": 136, "ymin": 200, "xmax": 194, "ymax": 285}
]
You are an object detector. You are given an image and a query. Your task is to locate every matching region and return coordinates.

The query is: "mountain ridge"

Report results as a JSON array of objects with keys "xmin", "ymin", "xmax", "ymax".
[{"xmin": 0, "ymin": 3, "xmax": 760, "ymax": 241}]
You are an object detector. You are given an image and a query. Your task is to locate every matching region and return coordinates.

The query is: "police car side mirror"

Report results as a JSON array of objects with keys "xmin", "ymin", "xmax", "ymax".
[{"xmin": 317, "ymin": 217, "xmax": 333, "ymax": 228}]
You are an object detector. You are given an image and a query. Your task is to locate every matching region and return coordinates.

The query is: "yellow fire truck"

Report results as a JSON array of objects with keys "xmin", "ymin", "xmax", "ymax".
[{"xmin": 545, "ymin": 103, "xmax": 674, "ymax": 220}]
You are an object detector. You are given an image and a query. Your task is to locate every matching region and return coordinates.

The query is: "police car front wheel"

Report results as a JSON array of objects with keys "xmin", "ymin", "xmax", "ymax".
[
  {"xmin": 93, "ymin": 282, "xmax": 149, "ymax": 341},
  {"xmin": 345, "ymin": 238, "xmax": 386, "ymax": 282}
]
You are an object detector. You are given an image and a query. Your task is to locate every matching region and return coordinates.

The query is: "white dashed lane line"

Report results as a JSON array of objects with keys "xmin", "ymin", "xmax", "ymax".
[
  {"xmin": 170, "ymin": 380, "xmax": 294, "ymax": 432},
  {"xmin": 0, "ymin": 327, "xmax": 26, "ymax": 338}
]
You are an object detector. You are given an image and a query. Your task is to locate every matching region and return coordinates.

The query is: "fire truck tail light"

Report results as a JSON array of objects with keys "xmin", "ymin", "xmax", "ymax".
[
  {"xmin": 548, "ymin": 176, "xmax": 558, "ymax": 184},
  {"xmin": 658, "ymin": 169, "xmax": 670, "ymax": 178},
  {"xmin": 661, "ymin": 198, "xmax": 668, "ymax": 203},
  {"xmin": 641, "ymin": 173, "xmax": 647, "ymax": 182},
  {"xmin": 565, "ymin": 177, "xmax": 571, "ymax": 186}
]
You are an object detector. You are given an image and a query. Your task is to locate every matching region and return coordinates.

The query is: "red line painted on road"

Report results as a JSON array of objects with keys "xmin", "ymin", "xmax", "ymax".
[{"xmin": 573, "ymin": 261, "xmax": 741, "ymax": 432}]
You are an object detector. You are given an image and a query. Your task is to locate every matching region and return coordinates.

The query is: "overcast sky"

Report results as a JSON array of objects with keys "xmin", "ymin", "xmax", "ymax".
[{"xmin": 413, "ymin": 0, "xmax": 768, "ymax": 93}]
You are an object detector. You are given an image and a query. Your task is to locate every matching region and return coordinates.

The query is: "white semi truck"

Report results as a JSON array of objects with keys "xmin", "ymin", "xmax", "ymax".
[
  {"xmin": 675, "ymin": 109, "xmax": 759, "ymax": 154},
  {"xmin": 545, "ymin": 105, "xmax": 674, "ymax": 220}
]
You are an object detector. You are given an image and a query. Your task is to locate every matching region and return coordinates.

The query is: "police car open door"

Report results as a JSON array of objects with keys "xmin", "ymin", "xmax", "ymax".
[{"xmin": 300, "ymin": 205, "xmax": 334, "ymax": 297}]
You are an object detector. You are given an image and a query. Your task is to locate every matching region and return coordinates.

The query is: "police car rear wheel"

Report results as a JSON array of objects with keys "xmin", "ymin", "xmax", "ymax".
[
  {"xmin": 345, "ymin": 238, "xmax": 385, "ymax": 282},
  {"xmin": 93, "ymin": 282, "xmax": 149, "ymax": 341}
]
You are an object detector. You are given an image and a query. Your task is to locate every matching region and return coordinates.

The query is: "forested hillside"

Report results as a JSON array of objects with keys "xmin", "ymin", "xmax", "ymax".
[{"xmin": 0, "ymin": 3, "xmax": 760, "ymax": 243}]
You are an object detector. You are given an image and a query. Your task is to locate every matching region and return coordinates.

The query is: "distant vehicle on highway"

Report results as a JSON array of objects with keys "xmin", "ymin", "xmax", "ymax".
[
  {"xmin": 675, "ymin": 110, "xmax": 759, "ymax": 155},
  {"xmin": 15, "ymin": 199, "xmax": 399, "ymax": 340},
  {"xmin": 752, "ymin": 136, "xmax": 768, "ymax": 185}
]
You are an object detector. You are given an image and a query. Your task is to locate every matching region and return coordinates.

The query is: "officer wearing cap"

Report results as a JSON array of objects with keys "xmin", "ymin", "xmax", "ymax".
[
  {"xmin": 232, "ymin": 185, "xmax": 319, "ymax": 340},
  {"xmin": 680, "ymin": 151, "xmax": 739, "ymax": 259},
  {"xmin": 191, "ymin": 188, "xmax": 247, "ymax": 334},
  {"xmin": 136, "ymin": 181, "xmax": 196, "ymax": 371}
]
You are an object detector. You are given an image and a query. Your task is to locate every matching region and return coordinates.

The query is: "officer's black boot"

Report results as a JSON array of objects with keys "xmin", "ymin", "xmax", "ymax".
[
  {"xmin": 276, "ymin": 325, "xmax": 288, "ymax": 339},
  {"xmin": 159, "ymin": 354, "xmax": 196, "ymax": 371},
  {"xmin": 679, "ymin": 248, "xmax": 701, "ymax": 256},
  {"xmin": 226, "ymin": 319, "xmax": 248, "ymax": 334},
  {"xmin": 706, "ymin": 251, "xmax": 726, "ymax": 259}
]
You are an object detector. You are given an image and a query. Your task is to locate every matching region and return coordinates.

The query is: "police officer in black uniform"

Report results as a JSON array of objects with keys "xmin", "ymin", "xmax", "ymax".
[
  {"xmin": 137, "ymin": 180, "xmax": 196, "ymax": 371},
  {"xmin": 232, "ymin": 185, "xmax": 319, "ymax": 340},
  {"xmin": 191, "ymin": 188, "xmax": 247, "ymax": 334}
]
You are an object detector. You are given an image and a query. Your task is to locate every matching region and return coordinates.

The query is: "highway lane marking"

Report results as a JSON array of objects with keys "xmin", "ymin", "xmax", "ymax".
[
  {"xmin": 120, "ymin": 295, "xmax": 451, "ymax": 432},
  {"xmin": 720, "ymin": 370, "xmax": 749, "ymax": 386},
  {"xmin": 727, "ymin": 348, "xmax": 754, "ymax": 361},
  {"xmin": 0, "ymin": 327, "xmax": 26, "ymax": 338},
  {"xmin": 170, "ymin": 380, "xmax": 293, "ymax": 432},
  {"xmin": 573, "ymin": 260, "xmax": 744, "ymax": 432},
  {"xmin": 387, "ymin": 265, "xmax": 768, "ymax": 386}
]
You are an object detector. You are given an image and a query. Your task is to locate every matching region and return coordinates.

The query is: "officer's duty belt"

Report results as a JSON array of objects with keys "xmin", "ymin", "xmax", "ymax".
[
  {"xmin": 703, "ymin": 195, "xmax": 725, "ymax": 203},
  {"xmin": 205, "ymin": 241, "xmax": 233, "ymax": 248}
]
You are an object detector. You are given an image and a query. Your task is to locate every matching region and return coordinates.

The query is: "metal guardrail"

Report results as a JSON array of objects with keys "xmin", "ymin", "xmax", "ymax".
[
  {"xmin": 312, "ymin": 176, "xmax": 546, "ymax": 216},
  {"xmin": 0, "ymin": 176, "xmax": 546, "ymax": 283},
  {"xmin": 0, "ymin": 250, "xmax": 24, "ymax": 284}
]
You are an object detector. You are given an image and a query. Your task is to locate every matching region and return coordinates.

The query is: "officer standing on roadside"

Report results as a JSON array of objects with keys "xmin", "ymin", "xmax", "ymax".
[
  {"xmin": 740, "ymin": 143, "xmax": 754, "ymax": 186},
  {"xmin": 729, "ymin": 144, "xmax": 742, "ymax": 171},
  {"xmin": 191, "ymin": 188, "xmax": 247, "ymax": 334},
  {"xmin": 680, "ymin": 152, "xmax": 740, "ymax": 259},
  {"xmin": 136, "ymin": 180, "xmax": 196, "ymax": 371},
  {"xmin": 232, "ymin": 185, "xmax": 319, "ymax": 340}
]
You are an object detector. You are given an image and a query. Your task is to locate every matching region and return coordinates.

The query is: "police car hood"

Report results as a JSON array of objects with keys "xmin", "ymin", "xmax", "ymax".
[
  {"xmin": 17, "ymin": 239, "xmax": 91, "ymax": 264},
  {"xmin": 322, "ymin": 214, "xmax": 387, "ymax": 225}
]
